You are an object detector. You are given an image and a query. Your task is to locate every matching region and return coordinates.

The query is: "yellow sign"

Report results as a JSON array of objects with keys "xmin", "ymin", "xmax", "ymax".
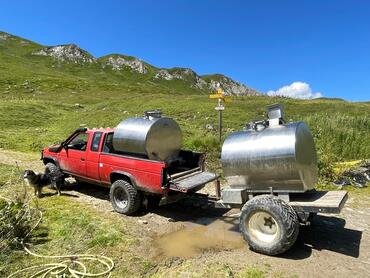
[
  {"xmin": 208, "ymin": 88, "xmax": 231, "ymax": 103},
  {"xmin": 208, "ymin": 86, "xmax": 231, "ymax": 142}
]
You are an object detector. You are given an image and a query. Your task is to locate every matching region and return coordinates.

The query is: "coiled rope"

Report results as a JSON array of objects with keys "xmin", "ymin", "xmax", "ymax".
[{"xmin": 0, "ymin": 164, "xmax": 115, "ymax": 277}]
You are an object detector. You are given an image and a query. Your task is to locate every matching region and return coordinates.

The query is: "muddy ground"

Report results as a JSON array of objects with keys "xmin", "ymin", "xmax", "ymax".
[{"xmin": 1, "ymin": 149, "xmax": 369, "ymax": 277}]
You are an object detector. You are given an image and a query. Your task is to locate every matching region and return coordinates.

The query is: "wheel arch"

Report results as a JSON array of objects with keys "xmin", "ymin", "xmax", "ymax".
[
  {"xmin": 43, "ymin": 156, "xmax": 60, "ymax": 167},
  {"xmin": 110, "ymin": 171, "xmax": 137, "ymax": 187}
]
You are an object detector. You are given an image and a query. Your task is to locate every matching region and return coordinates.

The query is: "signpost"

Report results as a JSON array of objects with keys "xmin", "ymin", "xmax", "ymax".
[{"xmin": 209, "ymin": 85, "xmax": 231, "ymax": 142}]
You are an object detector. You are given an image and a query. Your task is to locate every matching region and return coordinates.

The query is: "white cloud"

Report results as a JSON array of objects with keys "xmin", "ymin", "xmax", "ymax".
[{"xmin": 267, "ymin": 82, "xmax": 322, "ymax": 99}]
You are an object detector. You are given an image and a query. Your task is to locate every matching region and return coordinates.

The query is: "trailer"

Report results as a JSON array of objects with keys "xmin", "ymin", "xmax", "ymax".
[
  {"xmin": 42, "ymin": 106, "xmax": 348, "ymax": 256},
  {"xmin": 209, "ymin": 104, "xmax": 348, "ymax": 255}
]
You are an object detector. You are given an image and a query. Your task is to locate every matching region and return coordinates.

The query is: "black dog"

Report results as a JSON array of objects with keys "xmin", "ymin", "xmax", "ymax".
[{"xmin": 23, "ymin": 169, "xmax": 63, "ymax": 197}]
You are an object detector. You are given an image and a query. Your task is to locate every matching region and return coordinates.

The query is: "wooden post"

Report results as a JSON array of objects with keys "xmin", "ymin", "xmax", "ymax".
[
  {"xmin": 218, "ymin": 108, "xmax": 222, "ymax": 142},
  {"xmin": 216, "ymin": 98, "xmax": 224, "ymax": 142},
  {"xmin": 209, "ymin": 86, "xmax": 229, "ymax": 143}
]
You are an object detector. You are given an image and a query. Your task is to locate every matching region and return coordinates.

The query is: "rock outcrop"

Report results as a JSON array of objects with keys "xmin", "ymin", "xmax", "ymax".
[
  {"xmin": 154, "ymin": 69, "xmax": 174, "ymax": 80},
  {"xmin": 103, "ymin": 55, "xmax": 148, "ymax": 74},
  {"xmin": 154, "ymin": 68, "xmax": 207, "ymax": 89},
  {"xmin": 0, "ymin": 32, "xmax": 10, "ymax": 40},
  {"xmin": 154, "ymin": 69, "xmax": 260, "ymax": 96},
  {"xmin": 204, "ymin": 74, "xmax": 260, "ymax": 96},
  {"xmin": 32, "ymin": 44, "xmax": 96, "ymax": 64}
]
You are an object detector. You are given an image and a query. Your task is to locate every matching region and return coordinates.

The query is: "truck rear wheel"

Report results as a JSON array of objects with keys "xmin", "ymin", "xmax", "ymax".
[
  {"xmin": 239, "ymin": 195, "xmax": 299, "ymax": 255},
  {"xmin": 110, "ymin": 180, "xmax": 142, "ymax": 215}
]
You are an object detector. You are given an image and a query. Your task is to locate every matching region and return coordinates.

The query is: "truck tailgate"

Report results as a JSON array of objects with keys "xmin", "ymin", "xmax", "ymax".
[{"xmin": 169, "ymin": 171, "xmax": 219, "ymax": 193}]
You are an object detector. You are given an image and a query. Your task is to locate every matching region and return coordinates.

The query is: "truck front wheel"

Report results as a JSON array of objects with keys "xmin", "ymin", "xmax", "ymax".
[
  {"xmin": 239, "ymin": 195, "xmax": 299, "ymax": 255},
  {"xmin": 45, "ymin": 162, "xmax": 64, "ymax": 189},
  {"xmin": 110, "ymin": 180, "xmax": 142, "ymax": 215},
  {"xmin": 45, "ymin": 162, "xmax": 61, "ymax": 176}
]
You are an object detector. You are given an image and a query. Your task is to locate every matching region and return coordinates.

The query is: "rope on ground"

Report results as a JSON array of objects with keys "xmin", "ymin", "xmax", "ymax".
[{"xmin": 0, "ymin": 164, "xmax": 115, "ymax": 277}]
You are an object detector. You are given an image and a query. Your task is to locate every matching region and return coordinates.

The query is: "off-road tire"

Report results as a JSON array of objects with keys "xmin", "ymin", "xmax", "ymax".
[
  {"xmin": 239, "ymin": 194, "xmax": 299, "ymax": 255},
  {"xmin": 45, "ymin": 162, "xmax": 64, "ymax": 189},
  {"xmin": 45, "ymin": 162, "xmax": 61, "ymax": 176},
  {"xmin": 110, "ymin": 180, "xmax": 142, "ymax": 215}
]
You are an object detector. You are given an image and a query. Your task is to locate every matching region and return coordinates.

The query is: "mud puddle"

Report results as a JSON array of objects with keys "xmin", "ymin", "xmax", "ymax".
[{"xmin": 154, "ymin": 216, "xmax": 245, "ymax": 258}]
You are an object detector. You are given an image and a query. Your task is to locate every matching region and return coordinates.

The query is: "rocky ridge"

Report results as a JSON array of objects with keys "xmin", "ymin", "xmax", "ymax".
[
  {"xmin": 154, "ymin": 68, "xmax": 259, "ymax": 95},
  {"xmin": 154, "ymin": 68, "xmax": 207, "ymax": 89},
  {"xmin": 0, "ymin": 32, "xmax": 10, "ymax": 40},
  {"xmin": 32, "ymin": 44, "xmax": 97, "ymax": 64},
  {"xmin": 205, "ymin": 75, "xmax": 260, "ymax": 96},
  {"xmin": 103, "ymin": 55, "xmax": 148, "ymax": 74},
  {"xmin": 28, "ymin": 38, "xmax": 260, "ymax": 95}
]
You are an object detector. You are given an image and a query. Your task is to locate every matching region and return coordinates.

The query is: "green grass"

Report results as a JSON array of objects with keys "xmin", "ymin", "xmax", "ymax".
[
  {"xmin": 237, "ymin": 265, "xmax": 266, "ymax": 278},
  {"xmin": 151, "ymin": 261, "xmax": 271, "ymax": 278},
  {"xmin": 0, "ymin": 163, "xmax": 16, "ymax": 185}
]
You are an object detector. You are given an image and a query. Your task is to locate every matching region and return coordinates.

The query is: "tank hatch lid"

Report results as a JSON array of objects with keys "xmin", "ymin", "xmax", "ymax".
[
  {"xmin": 267, "ymin": 103, "xmax": 285, "ymax": 126},
  {"xmin": 267, "ymin": 103, "xmax": 284, "ymax": 120}
]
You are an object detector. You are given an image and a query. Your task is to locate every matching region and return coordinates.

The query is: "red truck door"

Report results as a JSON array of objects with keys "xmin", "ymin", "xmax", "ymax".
[
  {"xmin": 85, "ymin": 131, "xmax": 103, "ymax": 181},
  {"xmin": 59, "ymin": 132, "xmax": 89, "ymax": 176}
]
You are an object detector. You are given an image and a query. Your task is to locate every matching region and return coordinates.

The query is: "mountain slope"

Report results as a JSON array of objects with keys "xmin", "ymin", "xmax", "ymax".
[{"xmin": 0, "ymin": 31, "xmax": 260, "ymax": 96}]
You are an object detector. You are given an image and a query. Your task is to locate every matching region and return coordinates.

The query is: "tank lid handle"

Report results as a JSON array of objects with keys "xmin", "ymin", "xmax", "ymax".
[{"xmin": 144, "ymin": 110, "xmax": 162, "ymax": 119}]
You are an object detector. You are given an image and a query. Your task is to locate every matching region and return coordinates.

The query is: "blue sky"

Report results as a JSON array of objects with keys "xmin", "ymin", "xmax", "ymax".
[{"xmin": 1, "ymin": 1, "xmax": 369, "ymax": 101}]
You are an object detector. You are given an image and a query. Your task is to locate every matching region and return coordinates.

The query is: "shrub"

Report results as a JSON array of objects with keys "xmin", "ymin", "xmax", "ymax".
[
  {"xmin": 317, "ymin": 155, "xmax": 336, "ymax": 182},
  {"xmin": 0, "ymin": 199, "xmax": 33, "ymax": 251}
]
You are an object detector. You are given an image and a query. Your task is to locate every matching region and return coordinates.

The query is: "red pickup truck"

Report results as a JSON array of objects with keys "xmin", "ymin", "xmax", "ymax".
[{"xmin": 41, "ymin": 127, "xmax": 218, "ymax": 215}]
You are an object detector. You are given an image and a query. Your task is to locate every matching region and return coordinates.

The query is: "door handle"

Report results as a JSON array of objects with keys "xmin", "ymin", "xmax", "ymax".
[{"xmin": 80, "ymin": 157, "xmax": 85, "ymax": 161}]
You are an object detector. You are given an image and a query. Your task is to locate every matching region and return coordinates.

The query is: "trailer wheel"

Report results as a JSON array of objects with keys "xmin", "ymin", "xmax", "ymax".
[
  {"xmin": 239, "ymin": 195, "xmax": 299, "ymax": 255},
  {"xmin": 110, "ymin": 180, "xmax": 142, "ymax": 215}
]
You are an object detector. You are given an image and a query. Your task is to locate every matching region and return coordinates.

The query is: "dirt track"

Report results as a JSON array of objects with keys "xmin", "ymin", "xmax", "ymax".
[{"xmin": 1, "ymin": 149, "xmax": 369, "ymax": 277}]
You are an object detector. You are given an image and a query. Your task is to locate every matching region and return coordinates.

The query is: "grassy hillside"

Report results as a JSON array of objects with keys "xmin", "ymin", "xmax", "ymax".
[{"xmin": 0, "ymin": 31, "xmax": 369, "ymax": 175}]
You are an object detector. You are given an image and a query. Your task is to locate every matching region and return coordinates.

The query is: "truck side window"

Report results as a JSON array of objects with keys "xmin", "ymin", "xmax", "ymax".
[
  {"xmin": 91, "ymin": 132, "xmax": 103, "ymax": 152},
  {"xmin": 103, "ymin": 133, "xmax": 114, "ymax": 153},
  {"xmin": 68, "ymin": 133, "xmax": 88, "ymax": 151}
]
